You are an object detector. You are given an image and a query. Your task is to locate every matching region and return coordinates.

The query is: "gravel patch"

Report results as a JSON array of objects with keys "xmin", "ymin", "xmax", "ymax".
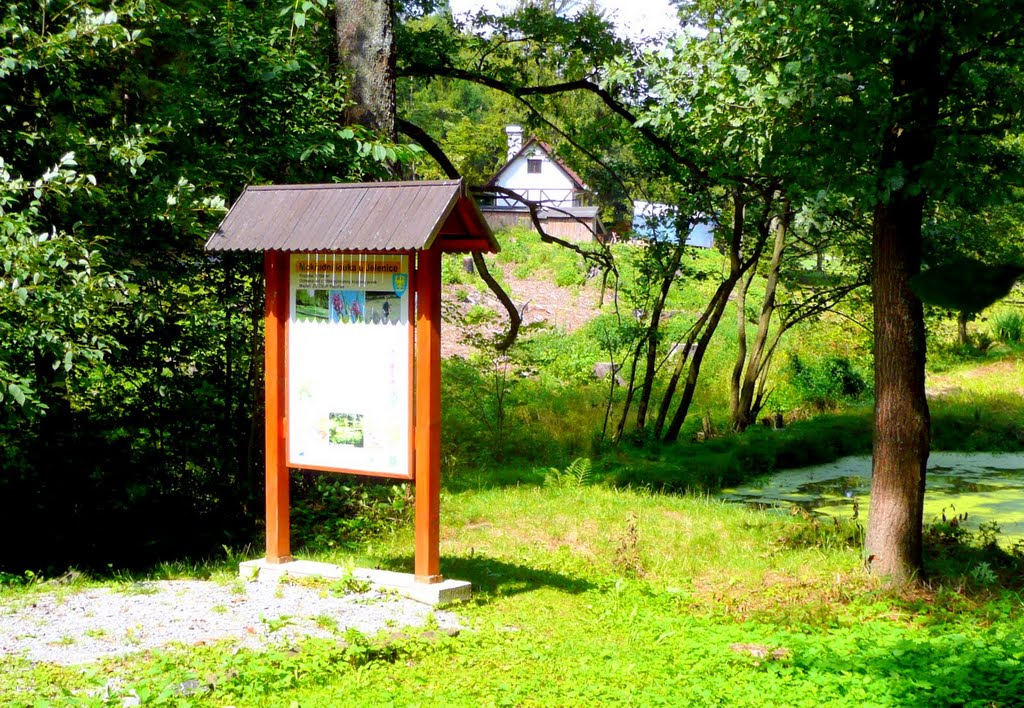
[{"xmin": 0, "ymin": 578, "xmax": 461, "ymax": 666}]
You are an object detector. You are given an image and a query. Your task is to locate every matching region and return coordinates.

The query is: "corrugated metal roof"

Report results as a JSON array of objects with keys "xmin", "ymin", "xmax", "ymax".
[{"xmin": 205, "ymin": 179, "xmax": 497, "ymax": 253}]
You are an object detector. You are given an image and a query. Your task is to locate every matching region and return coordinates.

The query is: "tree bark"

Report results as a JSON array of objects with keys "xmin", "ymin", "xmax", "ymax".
[
  {"xmin": 336, "ymin": 0, "xmax": 396, "ymax": 140},
  {"xmin": 957, "ymin": 311, "xmax": 969, "ymax": 347},
  {"xmin": 732, "ymin": 204, "xmax": 789, "ymax": 432},
  {"xmin": 657, "ymin": 189, "xmax": 770, "ymax": 442},
  {"xmin": 864, "ymin": 4, "xmax": 941, "ymax": 584},
  {"xmin": 660, "ymin": 281, "xmax": 733, "ymax": 442},
  {"xmin": 866, "ymin": 199, "xmax": 931, "ymax": 583},
  {"xmin": 728, "ymin": 269, "xmax": 752, "ymax": 427},
  {"xmin": 635, "ymin": 240, "xmax": 686, "ymax": 432}
]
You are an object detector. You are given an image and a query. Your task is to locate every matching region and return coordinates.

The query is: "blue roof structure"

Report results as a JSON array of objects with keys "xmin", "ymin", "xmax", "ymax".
[{"xmin": 631, "ymin": 201, "xmax": 715, "ymax": 248}]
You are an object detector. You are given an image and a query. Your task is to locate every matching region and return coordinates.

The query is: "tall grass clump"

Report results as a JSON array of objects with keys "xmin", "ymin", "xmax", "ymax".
[
  {"xmin": 441, "ymin": 253, "xmax": 474, "ymax": 285},
  {"xmin": 992, "ymin": 309, "xmax": 1024, "ymax": 344},
  {"xmin": 440, "ymin": 352, "xmax": 604, "ymax": 471}
]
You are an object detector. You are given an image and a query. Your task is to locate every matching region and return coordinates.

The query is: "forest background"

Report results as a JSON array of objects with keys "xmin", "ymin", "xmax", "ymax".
[{"xmin": 1, "ymin": 0, "xmax": 1023, "ymax": 587}]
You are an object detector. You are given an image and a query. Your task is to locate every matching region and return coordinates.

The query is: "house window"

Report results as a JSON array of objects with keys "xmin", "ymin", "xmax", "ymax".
[{"xmin": 527, "ymin": 158, "xmax": 542, "ymax": 174}]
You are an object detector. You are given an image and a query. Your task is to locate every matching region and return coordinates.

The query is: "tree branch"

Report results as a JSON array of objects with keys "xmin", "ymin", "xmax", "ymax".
[
  {"xmin": 397, "ymin": 117, "xmax": 523, "ymax": 351},
  {"xmin": 400, "ymin": 63, "xmax": 710, "ymax": 183}
]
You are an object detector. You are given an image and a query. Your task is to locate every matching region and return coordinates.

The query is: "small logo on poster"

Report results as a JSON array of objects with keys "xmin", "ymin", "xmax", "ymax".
[{"xmin": 392, "ymin": 273, "xmax": 408, "ymax": 297}]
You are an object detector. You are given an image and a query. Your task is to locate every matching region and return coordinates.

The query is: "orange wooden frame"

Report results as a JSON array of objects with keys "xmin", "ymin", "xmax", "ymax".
[
  {"xmin": 414, "ymin": 244, "xmax": 442, "ymax": 582},
  {"xmin": 264, "ymin": 251, "xmax": 292, "ymax": 563},
  {"xmin": 263, "ymin": 247, "xmax": 443, "ymax": 581}
]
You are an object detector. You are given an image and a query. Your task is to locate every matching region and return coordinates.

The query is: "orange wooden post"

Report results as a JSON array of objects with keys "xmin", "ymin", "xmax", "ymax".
[
  {"xmin": 414, "ymin": 245, "xmax": 442, "ymax": 582},
  {"xmin": 264, "ymin": 251, "xmax": 292, "ymax": 564}
]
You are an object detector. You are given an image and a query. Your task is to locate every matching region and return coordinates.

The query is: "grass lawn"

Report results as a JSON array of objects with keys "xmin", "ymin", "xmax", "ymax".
[{"xmin": 5, "ymin": 483, "xmax": 1022, "ymax": 706}]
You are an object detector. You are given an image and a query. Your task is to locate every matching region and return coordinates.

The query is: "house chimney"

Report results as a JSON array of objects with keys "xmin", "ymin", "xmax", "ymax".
[{"xmin": 505, "ymin": 125, "xmax": 523, "ymax": 161}]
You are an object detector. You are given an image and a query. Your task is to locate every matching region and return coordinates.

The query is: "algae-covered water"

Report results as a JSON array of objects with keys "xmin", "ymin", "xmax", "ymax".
[{"xmin": 720, "ymin": 452, "xmax": 1024, "ymax": 543}]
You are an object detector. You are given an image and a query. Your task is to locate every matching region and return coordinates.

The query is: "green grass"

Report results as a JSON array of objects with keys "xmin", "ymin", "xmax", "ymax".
[
  {"xmin": 928, "ymin": 357, "xmax": 1024, "ymax": 451},
  {"xmin": 4, "ymin": 485, "xmax": 1021, "ymax": 706},
  {"xmin": 494, "ymin": 226, "xmax": 591, "ymax": 288}
]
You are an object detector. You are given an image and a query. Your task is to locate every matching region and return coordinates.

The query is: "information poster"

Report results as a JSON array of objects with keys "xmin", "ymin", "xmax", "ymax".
[{"xmin": 287, "ymin": 253, "xmax": 412, "ymax": 477}]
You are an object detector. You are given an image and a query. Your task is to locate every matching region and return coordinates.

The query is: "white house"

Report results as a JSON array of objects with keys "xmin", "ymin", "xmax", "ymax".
[{"xmin": 479, "ymin": 125, "xmax": 605, "ymax": 242}]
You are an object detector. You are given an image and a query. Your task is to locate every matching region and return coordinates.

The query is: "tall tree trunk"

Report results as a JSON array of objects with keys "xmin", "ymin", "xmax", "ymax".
[
  {"xmin": 336, "ymin": 0, "xmax": 396, "ymax": 140},
  {"xmin": 864, "ymin": 4, "xmax": 941, "ymax": 584},
  {"xmin": 956, "ymin": 311, "xmax": 969, "ymax": 347},
  {"xmin": 635, "ymin": 240, "xmax": 686, "ymax": 431},
  {"xmin": 653, "ymin": 192, "xmax": 750, "ymax": 442},
  {"xmin": 866, "ymin": 199, "xmax": 930, "ymax": 582},
  {"xmin": 613, "ymin": 341, "xmax": 644, "ymax": 443},
  {"xmin": 733, "ymin": 204, "xmax": 789, "ymax": 432},
  {"xmin": 660, "ymin": 283, "xmax": 734, "ymax": 442},
  {"xmin": 651, "ymin": 306, "xmax": 705, "ymax": 439},
  {"xmin": 657, "ymin": 189, "xmax": 771, "ymax": 442},
  {"xmin": 728, "ymin": 269, "xmax": 753, "ymax": 426}
]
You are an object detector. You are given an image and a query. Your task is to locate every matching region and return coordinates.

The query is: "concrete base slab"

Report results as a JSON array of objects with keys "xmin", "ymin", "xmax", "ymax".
[{"xmin": 239, "ymin": 559, "xmax": 472, "ymax": 606}]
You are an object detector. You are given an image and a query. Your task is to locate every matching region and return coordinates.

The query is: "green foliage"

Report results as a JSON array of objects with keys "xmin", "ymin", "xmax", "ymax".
[
  {"xmin": 519, "ymin": 328, "xmax": 600, "ymax": 386},
  {"xmin": 441, "ymin": 355, "xmax": 516, "ymax": 462},
  {"xmin": 787, "ymin": 354, "xmax": 868, "ymax": 410},
  {"xmin": 440, "ymin": 253, "xmax": 474, "ymax": 285},
  {"xmin": 5, "ymin": 482, "xmax": 1024, "ymax": 706},
  {"xmin": 776, "ymin": 513, "xmax": 865, "ymax": 551},
  {"xmin": 0, "ymin": 0, "xmax": 413, "ymax": 573},
  {"xmin": 59, "ymin": 630, "xmax": 450, "ymax": 705},
  {"xmin": 290, "ymin": 475, "xmax": 410, "ymax": 552},
  {"xmin": 463, "ymin": 303, "xmax": 494, "ymax": 325},
  {"xmin": 606, "ymin": 412, "xmax": 874, "ymax": 492},
  {"xmin": 441, "ymin": 350, "xmax": 598, "ymax": 467},
  {"xmin": 0, "ymin": 154, "xmax": 128, "ymax": 417},
  {"xmin": 924, "ymin": 514, "xmax": 1024, "ymax": 588},
  {"xmin": 494, "ymin": 229, "xmax": 532, "ymax": 265},
  {"xmin": 911, "ymin": 259, "xmax": 1024, "ymax": 314},
  {"xmin": 496, "ymin": 227, "xmax": 588, "ymax": 284},
  {"xmin": 0, "ymin": 569, "xmax": 33, "ymax": 587}
]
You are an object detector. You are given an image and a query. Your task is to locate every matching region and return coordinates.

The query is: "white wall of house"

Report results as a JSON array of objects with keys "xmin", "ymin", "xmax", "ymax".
[{"xmin": 492, "ymin": 146, "xmax": 578, "ymax": 208}]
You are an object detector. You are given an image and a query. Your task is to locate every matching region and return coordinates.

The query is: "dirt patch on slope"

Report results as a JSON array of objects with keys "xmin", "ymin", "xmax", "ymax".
[{"xmin": 441, "ymin": 263, "xmax": 605, "ymax": 359}]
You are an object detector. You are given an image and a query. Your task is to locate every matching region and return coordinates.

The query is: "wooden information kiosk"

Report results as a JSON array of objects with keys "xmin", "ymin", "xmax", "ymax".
[{"xmin": 206, "ymin": 180, "xmax": 496, "ymax": 600}]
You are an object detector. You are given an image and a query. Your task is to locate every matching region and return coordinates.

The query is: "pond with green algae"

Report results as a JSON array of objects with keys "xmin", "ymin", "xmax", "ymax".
[{"xmin": 719, "ymin": 452, "xmax": 1024, "ymax": 544}]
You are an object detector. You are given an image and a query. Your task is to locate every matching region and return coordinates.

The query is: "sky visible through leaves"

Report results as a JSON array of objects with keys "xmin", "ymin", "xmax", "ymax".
[{"xmin": 447, "ymin": 0, "xmax": 678, "ymax": 40}]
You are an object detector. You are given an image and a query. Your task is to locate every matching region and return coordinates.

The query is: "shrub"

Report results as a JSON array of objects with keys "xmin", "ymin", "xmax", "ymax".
[
  {"xmin": 520, "ymin": 330, "xmax": 601, "ymax": 385},
  {"xmin": 787, "ymin": 354, "xmax": 868, "ymax": 409},
  {"xmin": 464, "ymin": 304, "xmax": 495, "ymax": 324},
  {"xmin": 495, "ymin": 229, "xmax": 532, "ymax": 264},
  {"xmin": 554, "ymin": 263, "xmax": 583, "ymax": 287}
]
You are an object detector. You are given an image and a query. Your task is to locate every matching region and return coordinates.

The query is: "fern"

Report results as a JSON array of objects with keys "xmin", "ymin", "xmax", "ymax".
[{"xmin": 544, "ymin": 457, "xmax": 592, "ymax": 488}]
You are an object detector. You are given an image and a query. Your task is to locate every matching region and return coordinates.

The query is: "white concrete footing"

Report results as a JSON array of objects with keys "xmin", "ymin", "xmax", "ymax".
[{"xmin": 239, "ymin": 559, "xmax": 472, "ymax": 606}]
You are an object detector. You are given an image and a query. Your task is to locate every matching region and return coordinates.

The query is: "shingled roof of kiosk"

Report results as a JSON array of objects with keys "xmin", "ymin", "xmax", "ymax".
[{"xmin": 205, "ymin": 179, "xmax": 497, "ymax": 253}]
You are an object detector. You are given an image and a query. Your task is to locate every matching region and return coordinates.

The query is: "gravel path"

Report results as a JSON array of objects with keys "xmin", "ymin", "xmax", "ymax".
[{"xmin": 0, "ymin": 578, "xmax": 460, "ymax": 666}]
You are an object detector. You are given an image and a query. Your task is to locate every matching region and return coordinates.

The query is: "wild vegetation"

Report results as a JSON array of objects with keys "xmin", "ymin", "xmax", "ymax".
[
  {"xmin": 1, "ymin": 0, "xmax": 1023, "ymax": 703},
  {"xmin": 4, "ymin": 454, "xmax": 1024, "ymax": 705}
]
